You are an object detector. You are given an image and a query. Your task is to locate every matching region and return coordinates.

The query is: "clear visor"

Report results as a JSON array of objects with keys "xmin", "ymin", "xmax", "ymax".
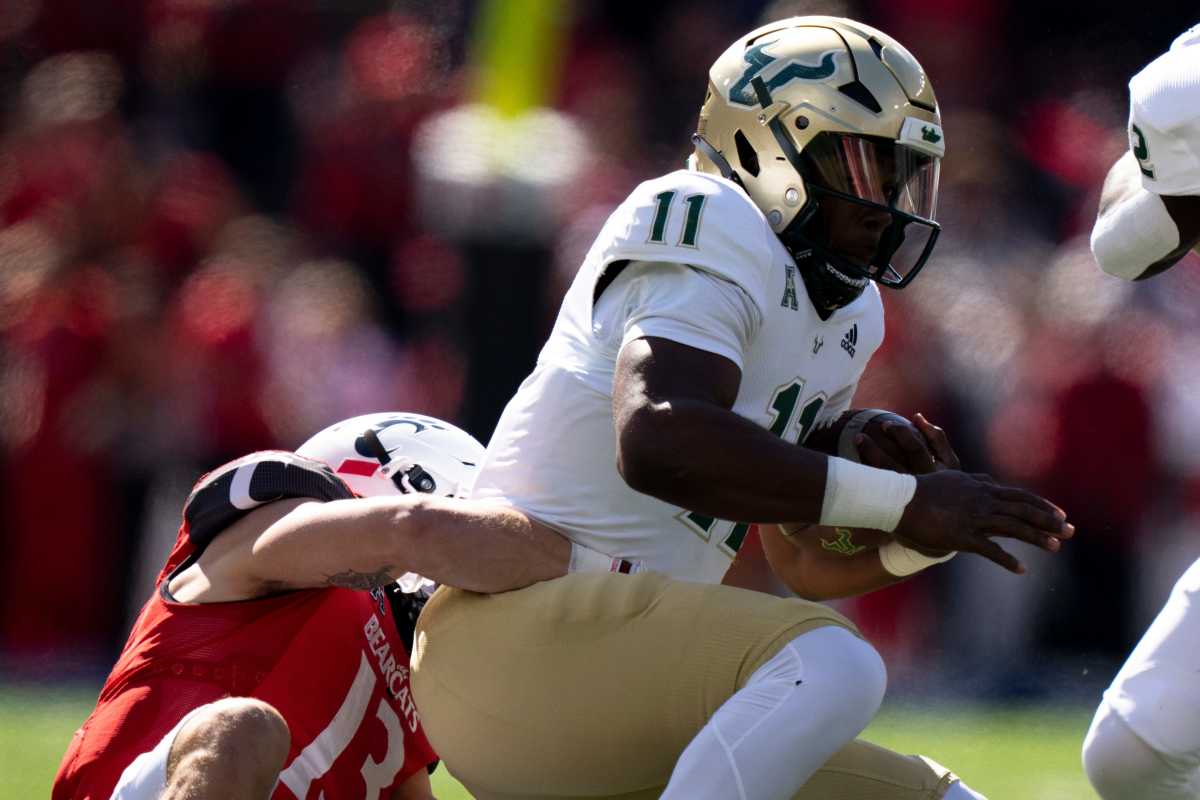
[
  {"xmin": 802, "ymin": 133, "xmax": 940, "ymax": 221},
  {"xmin": 797, "ymin": 132, "xmax": 941, "ymax": 286}
]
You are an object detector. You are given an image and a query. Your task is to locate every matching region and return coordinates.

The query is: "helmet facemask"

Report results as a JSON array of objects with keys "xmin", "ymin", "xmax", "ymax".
[{"xmin": 751, "ymin": 76, "xmax": 942, "ymax": 315}]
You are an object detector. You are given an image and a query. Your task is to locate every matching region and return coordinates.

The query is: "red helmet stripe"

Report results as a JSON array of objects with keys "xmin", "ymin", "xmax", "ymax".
[{"xmin": 337, "ymin": 458, "xmax": 380, "ymax": 477}]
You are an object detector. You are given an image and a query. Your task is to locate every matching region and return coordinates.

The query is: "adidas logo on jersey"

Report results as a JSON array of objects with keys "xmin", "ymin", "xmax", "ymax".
[{"xmin": 841, "ymin": 324, "xmax": 858, "ymax": 357}]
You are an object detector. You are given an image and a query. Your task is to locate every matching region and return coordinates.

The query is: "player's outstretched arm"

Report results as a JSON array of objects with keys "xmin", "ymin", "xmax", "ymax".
[
  {"xmin": 169, "ymin": 495, "xmax": 571, "ymax": 602},
  {"xmin": 613, "ymin": 337, "xmax": 1073, "ymax": 573},
  {"xmin": 864, "ymin": 411, "xmax": 1074, "ymax": 574},
  {"xmin": 1092, "ymin": 153, "xmax": 1200, "ymax": 280},
  {"xmin": 613, "ymin": 335, "xmax": 833, "ymax": 522},
  {"xmin": 756, "ymin": 414, "xmax": 974, "ymax": 597}
]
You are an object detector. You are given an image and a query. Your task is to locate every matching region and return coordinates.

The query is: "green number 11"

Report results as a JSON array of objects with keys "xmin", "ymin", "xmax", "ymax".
[
  {"xmin": 648, "ymin": 191, "xmax": 706, "ymax": 247},
  {"xmin": 681, "ymin": 382, "xmax": 825, "ymax": 555}
]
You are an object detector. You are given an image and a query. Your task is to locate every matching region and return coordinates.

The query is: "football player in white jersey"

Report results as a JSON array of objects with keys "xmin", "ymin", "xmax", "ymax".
[
  {"xmin": 412, "ymin": 17, "xmax": 1073, "ymax": 800},
  {"xmin": 1083, "ymin": 24, "xmax": 1200, "ymax": 800}
]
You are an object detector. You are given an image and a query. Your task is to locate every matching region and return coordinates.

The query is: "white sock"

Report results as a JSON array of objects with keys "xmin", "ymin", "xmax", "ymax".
[
  {"xmin": 944, "ymin": 780, "xmax": 988, "ymax": 800},
  {"xmin": 661, "ymin": 626, "xmax": 886, "ymax": 800},
  {"xmin": 1083, "ymin": 700, "xmax": 1200, "ymax": 800}
]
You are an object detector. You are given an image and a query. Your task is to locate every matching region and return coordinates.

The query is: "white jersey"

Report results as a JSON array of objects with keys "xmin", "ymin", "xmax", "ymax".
[
  {"xmin": 473, "ymin": 169, "xmax": 883, "ymax": 583},
  {"xmin": 1129, "ymin": 24, "xmax": 1200, "ymax": 196}
]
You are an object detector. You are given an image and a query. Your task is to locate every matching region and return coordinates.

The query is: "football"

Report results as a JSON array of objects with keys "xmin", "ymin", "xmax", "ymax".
[{"xmin": 812, "ymin": 409, "xmax": 931, "ymax": 473}]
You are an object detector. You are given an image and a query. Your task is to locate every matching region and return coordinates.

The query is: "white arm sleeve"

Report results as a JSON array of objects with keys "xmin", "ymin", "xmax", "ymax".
[
  {"xmin": 1092, "ymin": 31, "xmax": 1200, "ymax": 279},
  {"xmin": 599, "ymin": 260, "xmax": 761, "ymax": 370},
  {"xmin": 1091, "ymin": 179, "xmax": 1181, "ymax": 280}
]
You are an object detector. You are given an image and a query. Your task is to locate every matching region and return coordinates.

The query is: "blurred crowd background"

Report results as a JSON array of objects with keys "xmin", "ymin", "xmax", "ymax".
[{"xmin": 2, "ymin": 0, "xmax": 1199, "ymax": 704}]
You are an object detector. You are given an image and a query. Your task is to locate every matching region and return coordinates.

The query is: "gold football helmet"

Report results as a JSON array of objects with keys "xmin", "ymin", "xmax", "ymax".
[{"xmin": 693, "ymin": 16, "xmax": 944, "ymax": 313}]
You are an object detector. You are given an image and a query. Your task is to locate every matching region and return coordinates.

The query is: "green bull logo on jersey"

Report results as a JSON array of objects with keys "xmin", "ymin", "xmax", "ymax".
[
  {"xmin": 819, "ymin": 528, "xmax": 866, "ymax": 556},
  {"xmin": 729, "ymin": 40, "xmax": 839, "ymax": 106}
]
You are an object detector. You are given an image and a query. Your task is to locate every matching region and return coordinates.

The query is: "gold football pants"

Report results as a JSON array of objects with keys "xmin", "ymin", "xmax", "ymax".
[{"xmin": 412, "ymin": 572, "xmax": 957, "ymax": 799}]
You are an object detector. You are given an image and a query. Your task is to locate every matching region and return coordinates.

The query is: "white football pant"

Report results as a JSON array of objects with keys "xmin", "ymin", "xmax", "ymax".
[
  {"xmin": 1083, "ymin": 557, "xmax": 1200, "ymax": 799},
  {"xmin": 661, "ymin": 626, "xmax": 886, "ymax": 800}
]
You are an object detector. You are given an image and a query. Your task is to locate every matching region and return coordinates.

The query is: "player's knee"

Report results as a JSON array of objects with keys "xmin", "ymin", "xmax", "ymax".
[
  {"xmin": 829, "ymin": 631, "xmax": 887, "ymax": 728},
  {"xmin": 1082, "ymin": 702, "xmax": 1131, "ymax": 796},
  {"xmin": 784, "ymin": 626, "xmax": 886, "ymax": 731},
  {"xmin": 168, "ymin": 698, "xmax": 290, "ymax": 790},
  {"xmin": 1083, "ymin": 701, "xmax": 1164, "ymax": 799},
  {"xmin": 203, "ymin": 697, "xmax": 289, "ymax": 766}
]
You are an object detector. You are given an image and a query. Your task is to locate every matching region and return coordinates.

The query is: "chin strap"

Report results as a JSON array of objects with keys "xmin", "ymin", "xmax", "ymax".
[
  {"xmin": 793, "ymin": 250, "xmax": 848, "ymax": 318},
  {"xmin": 782, "ymin": 219, "xmax": 869, "ymax": 314},
  {"xmin": 362, "ymin": 428, "xmax": 438, "ymax": 494},
  {"xmin": 690, "ymin": 133, "xmax": 746, "ymax": 189}
]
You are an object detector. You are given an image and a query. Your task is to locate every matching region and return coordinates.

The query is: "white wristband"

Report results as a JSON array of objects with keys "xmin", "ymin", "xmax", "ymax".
[
  {"xmin": 819, "ymin": 456, "xmax": 917, "ymax": 532},
  {"xmin": 568, "ymin": 541, "xmax": 618, "ymax": 574},
  {"xmin": 878, "ymin": 540, "xmax": 956, "ymax": 577}
]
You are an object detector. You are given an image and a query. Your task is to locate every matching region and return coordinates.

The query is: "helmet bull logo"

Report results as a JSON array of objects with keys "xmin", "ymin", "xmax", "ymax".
[{"xmin": 729, "ymin": 40, "xmax": 840, "ymax": 106}]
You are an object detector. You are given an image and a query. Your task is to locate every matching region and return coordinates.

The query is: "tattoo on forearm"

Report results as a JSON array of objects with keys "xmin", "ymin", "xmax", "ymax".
[{"xmin": 323, "ymin": 566, "xmax": 395, "ymax": 590}]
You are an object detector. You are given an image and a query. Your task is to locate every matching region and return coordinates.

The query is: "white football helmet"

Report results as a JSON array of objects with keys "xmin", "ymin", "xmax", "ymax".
[
  {"xmin": 297, "ymin": 411, "xmax": 485, "ymax": 499},
  {"xmin": 296, "ymin": 412, "xmax": 486, "ymax": 592}
]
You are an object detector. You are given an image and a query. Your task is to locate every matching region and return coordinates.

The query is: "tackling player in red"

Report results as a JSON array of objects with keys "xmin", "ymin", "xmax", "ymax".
[{"xmin": 53, "ymin": 412, "xmax": 595, "ymax": 800}]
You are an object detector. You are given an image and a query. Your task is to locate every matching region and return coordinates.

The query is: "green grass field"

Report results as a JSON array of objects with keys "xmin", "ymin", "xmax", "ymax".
[{"xmin": 3, "ymin": 685, "xmax": 1096, "ymax": 799}]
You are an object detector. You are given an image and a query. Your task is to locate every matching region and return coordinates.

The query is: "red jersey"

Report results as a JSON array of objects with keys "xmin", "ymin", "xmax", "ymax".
[{"xmin": 53, "ymin": 452, "xmax": 437, "ymax": 800}]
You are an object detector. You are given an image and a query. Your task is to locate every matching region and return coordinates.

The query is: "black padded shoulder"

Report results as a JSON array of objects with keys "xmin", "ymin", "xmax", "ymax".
[{"xmin": 183, "ymin": 451, "xmax": 355, "ymax": 553}]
